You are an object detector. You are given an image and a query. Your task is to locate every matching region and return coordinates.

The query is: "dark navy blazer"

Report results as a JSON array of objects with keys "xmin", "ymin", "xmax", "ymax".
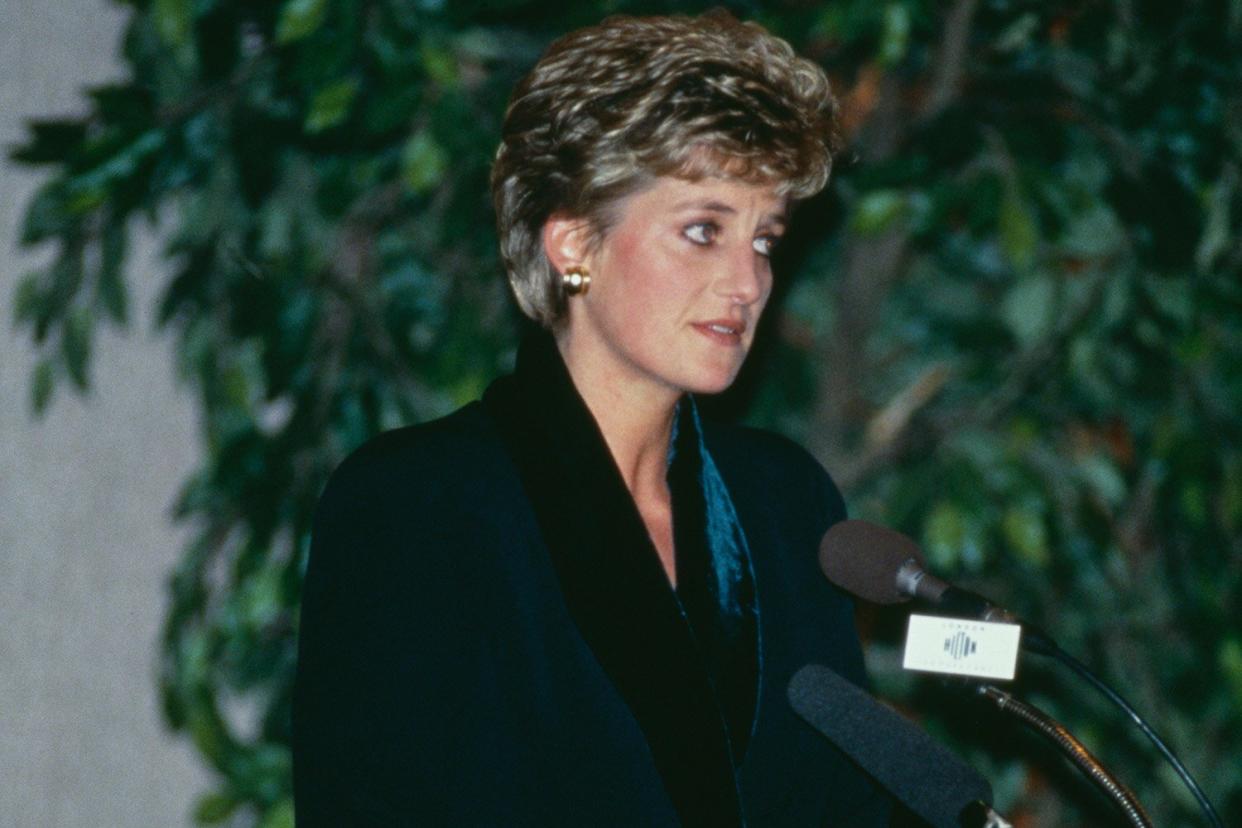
[{"xmin": 292, "ymin": 336, "xmax": 892, "ymax": 826}]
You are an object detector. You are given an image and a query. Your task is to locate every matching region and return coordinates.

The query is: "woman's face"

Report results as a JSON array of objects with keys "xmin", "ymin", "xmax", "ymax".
[{"xmin": 557, "ymin": 175, "xmax": 786, "ymax": 402}]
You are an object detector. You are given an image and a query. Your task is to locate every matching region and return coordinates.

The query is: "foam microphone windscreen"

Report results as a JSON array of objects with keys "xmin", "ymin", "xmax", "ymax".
[
  {"xmin": 788, "ymin": 664, "xmax": 993, "ymax": 828},
  {"xmin": 818, "ymin": 519, "xmax": 924, "ymax": 604}
]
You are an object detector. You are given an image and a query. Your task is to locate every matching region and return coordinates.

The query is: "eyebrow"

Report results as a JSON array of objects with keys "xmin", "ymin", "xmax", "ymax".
[{"xmin": 673, "ymin": 199, "xmax": 788, "ymax": 228}]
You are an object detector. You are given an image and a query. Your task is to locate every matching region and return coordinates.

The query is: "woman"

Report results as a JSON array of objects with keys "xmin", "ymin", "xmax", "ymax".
[{"xmin": 293, "ymin": 11, "xmax": 892, "ymax": 826}]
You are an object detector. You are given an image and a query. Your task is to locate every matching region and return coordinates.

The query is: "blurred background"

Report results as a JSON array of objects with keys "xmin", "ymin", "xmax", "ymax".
[{"xmin": 2, "ymin": 0, "xmax": 1239, "ymax": 826}]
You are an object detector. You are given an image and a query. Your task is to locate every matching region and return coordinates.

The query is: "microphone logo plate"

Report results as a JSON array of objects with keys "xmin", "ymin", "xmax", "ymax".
[{"xmin": 902, "ymin": 614, "xmax": 1021, "ymax": 680}]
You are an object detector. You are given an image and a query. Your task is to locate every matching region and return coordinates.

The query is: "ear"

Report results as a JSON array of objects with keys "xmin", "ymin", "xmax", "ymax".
[{"xmin": 542, "ymin": 213, "xmax": 594, "ymax": 276}]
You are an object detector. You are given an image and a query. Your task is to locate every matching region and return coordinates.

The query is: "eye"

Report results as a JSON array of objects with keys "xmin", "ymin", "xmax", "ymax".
[
  {"xmin": 752, "ymin": 234, "xmax": 781, "ymax": 257},
  {"xmin": 683, "ymin": 221, "xmax": 720, "ymax": 246}
]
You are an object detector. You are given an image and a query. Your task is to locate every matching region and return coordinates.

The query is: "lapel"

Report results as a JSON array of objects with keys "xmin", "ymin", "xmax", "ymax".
[
  {"xmin": 704, "ymin": 423, "xmax": 882, "ymax": 824},
  {"xmin": 707, "ymin": 428, "xmax": 801, "ymax": 819},
  {"xmin": 482, "ymin": 333, "xmax": 745, "ymax": 828}
]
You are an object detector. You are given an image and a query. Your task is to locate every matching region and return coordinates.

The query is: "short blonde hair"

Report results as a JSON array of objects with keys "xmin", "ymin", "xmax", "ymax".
[{"xmin": 491, "ymin": 11, "xmax": 842, "ymax": 328}]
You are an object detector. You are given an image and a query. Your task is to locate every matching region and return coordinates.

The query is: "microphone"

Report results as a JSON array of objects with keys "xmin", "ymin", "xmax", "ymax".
[
  {"xmin": 818, "ymin": 520, "xmax": 1056, "ymax": 653},
  {"xmin": 818, "ymin": 521, "xmax": 1225, "ymax": 826},
  {"xmin": 788, "ymin": 664, "xmax": 1009, "ymax": 828}
]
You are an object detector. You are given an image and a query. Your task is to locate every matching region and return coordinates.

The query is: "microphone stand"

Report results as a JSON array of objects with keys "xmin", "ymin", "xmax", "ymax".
[
  {"xmin": 962, "ymin": 603, "xmax": 1220, "ymax": 826},
  {"xmin": 1032, "ymin": 638, "xmax": 1223, "ymax": 828},
  {"xmin": 973, "ymin": 683, "xmax": 1153, "ymax": 828}
]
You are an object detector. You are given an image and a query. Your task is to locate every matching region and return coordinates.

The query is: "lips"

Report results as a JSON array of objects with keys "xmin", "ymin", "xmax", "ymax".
[{"xmin": 692, "ymin": 318, "xmax": 747, "ymax": 345}]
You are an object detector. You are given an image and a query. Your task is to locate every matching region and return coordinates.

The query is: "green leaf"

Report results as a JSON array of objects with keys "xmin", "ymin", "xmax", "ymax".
[
  {"xmin": 879, "ymin": 3, "xmax": 911, "ymax": 66},
  {"xmin": 1001, "ymin": 274, "xmax": 1057, "ymax": 345},
  {"xmin": 994, "ymin": 13, "xmax": 1039, "ymax": 53},
  {"xmin": 924, "ymin": 501, "xmax": 968, "ymax": 571},
  {"xmin": 1196, "ymin": 165, "xmax": 1236, "ymax": 273},
  {"xmin": 9, "ymin": 119, "xmax": 88, "ymax": 165},
  {"xmin": 1223, "ymin": 459, "xmax": 1242, "ymax": 533},
  {"xmin": 62, "ymin": 307, "xmax": 94, "ymax": 390},
  {"xmin": 177, "ymin": 317, "xmax": 216, "ymax": 384},
  {"xmin": 1144, "ymin": 275, "xmax": 1194, "ymax": 330},
  {"xmin": 455, "ymin": 28, "xmax": 510, "ymax": 62},
  {"xmin": 998, "ymin": 187, "xmax": 1038, "ymax": 271},
  {"xmin": 450, "ymin": 372, "xmax": 489, "ymax": 408},
  {"xmin": 65, "ymin": 129, "xmax": 165, "ymax": 206},
  {"xmin": 1220, "ymin": 639, "xmax": 1242, "ymax": 707},
  {"xmin": 38, "ymin": 245, "xmax": 87, "ymax": 345},
  {"xmin": 305, "ymin": 79, "xmax": 360, "ymax": 133},
  {"xmin": 97, "ymin": 223, "xmax": 129, "ymax": 325},
  {"xmin": 187, "ymin": 701, "xmax": 232, "ymax": 770},
  {"xmin": 811, "ymin": 6, "xmax": 846, "ymax": 40},
  {"xmin": 851, "ymin": 189, "xmax": 905, "ymax": 235},
  {"xmin": 1078, "ymin": 454, "xmax": 1127, "ymax": 507},
  {"xmin": 31, "ymin": 358, "xmax": 56, "ymax": 416},
  {"xmin": 422, "ymin": 43, "xmax": 459, "ymax": 88},
  {"xmin": 21, "ymin": 182, "xmax": 71, "ymax": 245},
  {"xmin": 258, "ymin": 798, "xmax": 295, "ymax": 828},
  {"xmin": 401, "ymin": 129, "xmax": 449, "ymax": 194},
  {"xmin": 276, "ymin": 0, "xmax": 329, "ymax": 44},
  {"xmin": 153, "ymin": 0, "xmax": 192, "ymax": 49},
  {"xmin": 1179, "ymin": 481, "xmax": 1209, "ymax": 527},
  {"xmin": 258, "ymin": 202, "xmax": 293, "ymax": 260},
  {"xmin": 193, "ymin": 792, "xmax": 237, "ymax": 824},
  {"xmin": 12, "ymin": 272, "xmax": 44, "ymax": 326},
  {"xmin": 1001, "ymin": 506, "xmax": 1050, "ymax": 567},
  {"xmin": 240, "ymin": 567, "xmax": 283, "ymax": 627},
  {"xmin": 1059, "ymin": 203, "xmax": 1123, "ymax": 259},
  {"xmin": 1101, "ymin": 275, "xmax": 1132, "ymax": 327}
]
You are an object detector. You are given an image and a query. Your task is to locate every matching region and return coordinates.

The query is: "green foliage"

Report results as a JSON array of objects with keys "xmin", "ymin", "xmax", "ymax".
[{"xmin": 11, "ymin": 0, "xmax": 1242, "ymax": 824}]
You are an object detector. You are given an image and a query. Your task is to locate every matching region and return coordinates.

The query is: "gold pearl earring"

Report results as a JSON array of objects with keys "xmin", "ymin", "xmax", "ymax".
[{"xmin": 562, "ymin": 265, "xmax": 591, "ymax": 296}]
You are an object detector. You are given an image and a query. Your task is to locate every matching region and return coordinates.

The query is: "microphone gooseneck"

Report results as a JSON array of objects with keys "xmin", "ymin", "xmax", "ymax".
[{"xmin": 975, "ymin": 684, "xmax": 1153, "ymax": 828}]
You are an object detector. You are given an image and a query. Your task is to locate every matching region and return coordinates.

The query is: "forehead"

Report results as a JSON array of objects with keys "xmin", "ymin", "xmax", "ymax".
[{"xmin": 617, "ymin": 175, "xmax": 788, "ymax": 223}]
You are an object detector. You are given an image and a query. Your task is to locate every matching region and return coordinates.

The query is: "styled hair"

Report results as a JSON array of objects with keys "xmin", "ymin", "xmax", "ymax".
[{"xmin": 491, "ymin": 10, "xmax": 842, "ymax": 328}]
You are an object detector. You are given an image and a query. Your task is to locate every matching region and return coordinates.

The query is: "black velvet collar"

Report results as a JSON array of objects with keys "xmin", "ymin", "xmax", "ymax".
[{"xmin": 482, "ymin": 332, "xmax": 747, "ymax": 827}]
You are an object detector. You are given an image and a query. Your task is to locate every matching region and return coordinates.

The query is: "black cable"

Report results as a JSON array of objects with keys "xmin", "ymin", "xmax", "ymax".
[
  {"xmin": 1008, "ymin": 616, "xmax": 1220, "ymax": 825},
  {"xmin": 1043, "ymin": 642, "xmax": 1223, "ymax": 828}
]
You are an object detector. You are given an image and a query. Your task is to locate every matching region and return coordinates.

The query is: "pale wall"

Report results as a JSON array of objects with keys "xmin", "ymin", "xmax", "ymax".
[{"xmin": 1, "ymin": 2, "xmax": 210, "ymax": 825}]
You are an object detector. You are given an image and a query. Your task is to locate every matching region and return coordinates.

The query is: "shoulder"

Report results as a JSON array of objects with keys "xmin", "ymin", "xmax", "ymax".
[
  {"xmin": 316, "ymin": 402, "xmax": 512, "ymax": 522},
  {"xmin": 323, "ymin": 402, "xmax": 498, "ymax": 495},
  {"xmin": 701, "ymin": 421, "xmax": 846, "ymax": 529},
  {"xmin": 701, "ymin": 421, "xmax": 821, "ymax": 474},
  {"xmin": 702, "ymin": 424, "xmax": 871, "ymax": 691},
  {"xmin": 306, "ymin": 402, "xmax": 525, "ymax": 595}
]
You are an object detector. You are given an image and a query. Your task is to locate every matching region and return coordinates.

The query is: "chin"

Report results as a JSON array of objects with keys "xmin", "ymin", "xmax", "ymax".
[{"xmin": 678, "ymin": 365, "xmax": 744, "ymax": 396}]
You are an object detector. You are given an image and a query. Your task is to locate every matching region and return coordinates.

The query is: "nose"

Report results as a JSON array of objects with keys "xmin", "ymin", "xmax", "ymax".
[{"xmin": 714, "ymin": 243, "xmax": 768, "ymax": 306}]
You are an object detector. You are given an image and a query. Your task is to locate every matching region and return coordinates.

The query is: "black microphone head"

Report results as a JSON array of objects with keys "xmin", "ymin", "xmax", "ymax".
[
  {"xmin": 789, "ymin": 664, "xmax": 993, "ymax": 827},
  {"xmin": 819, "ymin": 519, "xmax": 925, "ymax": 604}
]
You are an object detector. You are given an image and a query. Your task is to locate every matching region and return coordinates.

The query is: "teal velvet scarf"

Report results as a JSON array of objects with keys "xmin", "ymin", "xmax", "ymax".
[{"xmin": 668, "ymin": 397, "xmax": 759, "ymax": 764}]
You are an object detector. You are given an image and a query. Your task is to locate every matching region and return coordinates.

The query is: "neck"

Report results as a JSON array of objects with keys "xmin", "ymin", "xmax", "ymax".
[{"xmin": 555, "ymin": 332, "xmax": 678, "ymax": 499}]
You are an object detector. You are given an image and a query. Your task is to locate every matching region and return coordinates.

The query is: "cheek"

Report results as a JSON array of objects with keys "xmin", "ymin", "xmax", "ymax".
[
  {"xmin": 755, "ymin": 267, "xmax": 775, "ymax": 310},
  {"xmin": 602, "ymin": 235, "xmax": 690, "ymax": 316}
]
